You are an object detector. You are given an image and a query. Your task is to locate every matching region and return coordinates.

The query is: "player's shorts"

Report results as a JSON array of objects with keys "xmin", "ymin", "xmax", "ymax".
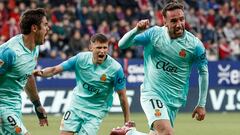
[
  {"xmin": 60, "ymin": 107, "xmax": 103, "ymax": 135},
  {"xmin": 140, "ymin": 96, "xmax": 179, "ymax": 129},
  {"xmin": 0, "ymin": 108, "xmax": 28, "ymax": 135}
]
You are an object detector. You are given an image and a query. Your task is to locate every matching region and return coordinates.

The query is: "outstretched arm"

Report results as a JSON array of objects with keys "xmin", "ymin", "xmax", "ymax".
[
  {"xmin": 25, "ymin": 75, "xmax": 48, "ymax": 126},
  {"xmin": 34, "ymin": 65, "xmax": 63, "ymax": 77},
  {"xmin": 118, "ymin": 19, "xmax": 150, "ymax": 49},
  {"xmin": 117, "ymin": 89, "xmax": 130, "ymax": 123},
  {"xmin": 34, "ymin": 54, "xmax": 79, "ymax": 77}
]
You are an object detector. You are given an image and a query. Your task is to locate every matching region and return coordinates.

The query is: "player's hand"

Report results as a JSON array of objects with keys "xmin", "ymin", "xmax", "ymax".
[
  {"xmin": 36, "ymin": 106, "xmax": 48, "ymax": 126},
  {"xmin": 124, "ymin": 121, "xmax": 136, "ymax": 127},
  {"xmin": 32, "ymin": 70, "xmax": 43, "ymax": 77},
  {"xmin": 136, "ymin": 19, "xmax": 150, "ymax": 31},
  {"xmin": 192, "ymin": 106, "xmax": 206, "ymax": 121}
]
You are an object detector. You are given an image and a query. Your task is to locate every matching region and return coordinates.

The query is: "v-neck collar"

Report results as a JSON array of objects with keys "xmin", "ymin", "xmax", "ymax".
[{"xmin": 18, "ymin": 34, "xmax": 32, "ymax": 53}]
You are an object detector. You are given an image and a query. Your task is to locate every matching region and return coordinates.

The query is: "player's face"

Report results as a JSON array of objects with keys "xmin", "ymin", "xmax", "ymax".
[
  {"xmin": 164, "ymin": 9, "xmax": 185, "ymax": 38},
  {"xmin": 35, "ymin": 16, "xmax": 49, "ymax": 45},
  {"xmin": 91, "ymin": 41, "xmax": 108, "ymax": 64}
]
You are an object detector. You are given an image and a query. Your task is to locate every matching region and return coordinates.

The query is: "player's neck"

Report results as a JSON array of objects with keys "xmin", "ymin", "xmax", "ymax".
[{"xmin": 22, "ymin": 34, "xmax": 36, "ymax": 51}]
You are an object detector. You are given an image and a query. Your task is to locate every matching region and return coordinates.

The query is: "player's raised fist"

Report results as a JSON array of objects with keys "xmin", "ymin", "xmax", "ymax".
[{"xmin": 136, "ymin": 19, "xmax": 150, "ymax": 31}]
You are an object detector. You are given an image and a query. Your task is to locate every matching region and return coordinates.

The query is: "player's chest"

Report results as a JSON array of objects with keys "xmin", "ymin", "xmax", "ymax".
[
  {"xmin": 12, "ymin": 53, "xmax": 37, "ymax": 76},
  {"xmin": 153, "ymin": 39, "xmax": 194, "ymax": 63},
  {"xmin": 78, "ymin": 65, "xmax": 113, "ymax": 85}
]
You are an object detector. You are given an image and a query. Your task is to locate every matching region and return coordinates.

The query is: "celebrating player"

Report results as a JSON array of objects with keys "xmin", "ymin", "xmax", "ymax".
[
  {"xmin": 0, "ymin": 8, "xmax": 49, "ymax": 135},
  {"xmin": 34, "ymin": 33, "xmax": 131, "ymax": 135},
  {"xmin": 118, "ymin": 1, "xmax": 209, "ymax": 135}
]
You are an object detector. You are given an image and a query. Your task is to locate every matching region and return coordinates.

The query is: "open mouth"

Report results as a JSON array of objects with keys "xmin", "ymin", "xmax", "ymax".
[{"xmin": 98, "ymin": 54, "xmax": 104, "ymax": 58}]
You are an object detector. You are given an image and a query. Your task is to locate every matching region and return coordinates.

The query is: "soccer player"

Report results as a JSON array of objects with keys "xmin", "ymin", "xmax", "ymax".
[
  {"xmin": 118, "ymin": 2, "xmax": 209, "ymax": 135},
  {"xmin": 0, "ymin": 8, "xmax": 49, "ymax": 135},
  {"xmin": 34, "ymin": 33, "xmax": 130, "ymax": 135}
]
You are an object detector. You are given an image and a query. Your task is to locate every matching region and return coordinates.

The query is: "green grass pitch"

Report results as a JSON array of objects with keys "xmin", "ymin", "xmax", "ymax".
[{"xmin": 23, "ymin": 112, "xmax": 240, "ymax": 135}]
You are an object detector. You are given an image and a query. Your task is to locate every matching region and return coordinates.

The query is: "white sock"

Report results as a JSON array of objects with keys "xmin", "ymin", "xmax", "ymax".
[{"xmin": 126, "ymin": 129, "xmax": 148, "ymax": 135}]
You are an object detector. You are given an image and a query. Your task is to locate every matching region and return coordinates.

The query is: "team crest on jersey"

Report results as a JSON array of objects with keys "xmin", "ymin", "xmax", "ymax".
[
  {"xmin": 0, "ymin": 59, "xmax": 4, "ymax": 67},
  {"xmin": 100, "ymin": 74, "xmax": 107, "ymax": 81},
  {"xmin": 15, "ymin": 126, "xmax": 22, "ymax": 134},
  {"xmin": 179, "ymin": 49, "xmax": 186, "ymax": 58},
  {"xmin": 154, "ymin": 109, "xmax": 161, "ymax": 117}
]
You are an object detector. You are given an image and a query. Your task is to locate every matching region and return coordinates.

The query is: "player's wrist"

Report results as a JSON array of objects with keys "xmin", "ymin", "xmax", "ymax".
[
  {"xmin": 40, "ymin": 70, "xmax": 44, "ymax": 76},
  {"xmin": 32, "ymin": 100, "xmax": 47, "ymax": 119},
  {"xmin": 32, "ymin": 99, "xmax": 41, "ymax": 108}
]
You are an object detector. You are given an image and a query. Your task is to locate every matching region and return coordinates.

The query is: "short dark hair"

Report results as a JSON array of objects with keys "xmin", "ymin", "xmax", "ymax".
[
  {"xmin": 20, "ymin": 8, "xmax": 46, "ymax": 34},
  {"xmin": 90, "ymin": 33, "xmax": 108, "ymax": 44},
  {"xmin": 162, "ymin": 2, "xmax": 184, "ymax": 17}
]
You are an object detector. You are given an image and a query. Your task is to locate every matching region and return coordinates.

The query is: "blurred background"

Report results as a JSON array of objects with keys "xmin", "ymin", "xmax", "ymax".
[{"xmin": 1, "ymin": 0, "xmax": 240, "ymax": 134}]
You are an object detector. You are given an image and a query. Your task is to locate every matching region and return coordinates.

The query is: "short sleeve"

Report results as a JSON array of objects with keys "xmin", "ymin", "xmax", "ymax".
[
  {"xmin": 0, "ymin": 47, "xmax": 16, "ymax": 75},
  {"xmin": 113, "ymin": 67, "xmax": 126, "ymax": 91},
  {"xmin": 60, "ymin": 54, "xmax": 78, "ymax": 71}
]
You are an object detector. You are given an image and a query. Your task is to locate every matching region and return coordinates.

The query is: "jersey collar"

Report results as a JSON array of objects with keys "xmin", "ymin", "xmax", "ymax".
[{"xmin": 18, "ymin": 34, "xmax": 32, "ymax": 53}]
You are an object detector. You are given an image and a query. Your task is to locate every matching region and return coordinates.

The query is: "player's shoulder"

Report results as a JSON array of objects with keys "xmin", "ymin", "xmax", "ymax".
[
  {"xmin": 0, "ymin": 42, "xmax": 17, "ymax": 58},
  {"xmin": 76, "ymin": 51, "xmax": 92, "ymax": 60},
  {"xmin": 106, "ymin": 55, "xmax": 122, "ymax": 70},
  {"xmin": 77, "ymin": 51, "xmax": 91, "ymax": 56},
  {"xmin": 185, "ymin": 30, "xmax": 203, "ymax": 47},
  {"xmin": 3, "ymin": 35, "xmax": 24, "ymax": 54},
  {"xmin": 144, "ymin": 26, "xmax": 166, "ymax": 39},
  {"xmin": 147, "ymin": 25, "xmax": 164, "ymax": 33}
]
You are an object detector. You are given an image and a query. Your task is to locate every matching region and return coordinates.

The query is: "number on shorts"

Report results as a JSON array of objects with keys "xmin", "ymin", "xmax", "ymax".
[
  {"xmin": 149, "ymin": 99, "xmax": 163, "ymax": 109},
  {"xmin": 64, "ymin": 111, "xmax": 71, "ymax": 120},
  {"xmin": 7, "ymin": 116, "xmax": 16, "ymax": 126}
]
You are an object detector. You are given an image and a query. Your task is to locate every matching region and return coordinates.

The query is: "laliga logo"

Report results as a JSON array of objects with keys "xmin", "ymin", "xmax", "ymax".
[{"xmin": 218, "ymin": 64, "xmax": 240, "ymax": 85}]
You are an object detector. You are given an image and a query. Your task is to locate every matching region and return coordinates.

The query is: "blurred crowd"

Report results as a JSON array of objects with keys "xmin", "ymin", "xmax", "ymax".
[{"xmin": 0, "ymin": 0, "xmax": 240, "ymax": 61}]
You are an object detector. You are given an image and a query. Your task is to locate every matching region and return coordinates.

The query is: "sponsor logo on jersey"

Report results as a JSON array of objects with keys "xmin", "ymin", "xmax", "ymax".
[
  {"xmin": 154, "ymin": 109, "xmax": 161, "ymax": 117},
  {"xmin": 117, "ymin": 77, "xmax": 125, "ymax": 84},
  {"xmin": 100, "ymin": 74, "xmax": 107, "ymax": 81},
  {"xmin": 0, "ymin": 59, "xmax": 4, "ymax": 67},
  {"xmin": 156, "ymin": 60, "xmax": 178, "ymax": 73},
  {"xmin": 83, "ymin": 82, "xmax": 100, "ymax": 94},
  {"xmin": 179, "ymin": 49, "xmax": 186, "ymax": 58},
  {"xmin": 200, "ymin": 52, "xmax": 206, "ymax": 60}
]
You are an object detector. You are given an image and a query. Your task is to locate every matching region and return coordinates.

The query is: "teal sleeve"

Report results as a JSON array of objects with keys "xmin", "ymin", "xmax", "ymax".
[
  {"xmin": 60, "ymin": 54, "xmax": 78, "ymax": 71},
  {"xmin": 114, "ymin": 68, "xmax": 126, "ymax": 91},
  {"xmin": 0, "ymin": 47, "xmax": 16, "ymax": 74},
  {"xmin": 118, "ymin": 27, "xmax": 150, "ymax": 49},
  {"xmin": 194, "ymin": 42, "xmax": 209, "ymax": 107}
]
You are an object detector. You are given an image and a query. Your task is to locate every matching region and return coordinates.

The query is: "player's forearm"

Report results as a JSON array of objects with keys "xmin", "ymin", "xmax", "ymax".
[
  {"xmin": 197, "ymin": 69, "xmax": 209, "ymax": 107},
  {"xmin": 25, "ymin": 75, "xmax": 40, "ymax": 102},
  {"xmin": 118, "ymin": 91, "xmax": 130, "ymax": 123},
  {"xmin": 41, "ymin": 65, "xmax": 63, "ymax": 77},
  {"xmin": 118, "ymin": 27, "xmax": 139, "ymax": 49}
]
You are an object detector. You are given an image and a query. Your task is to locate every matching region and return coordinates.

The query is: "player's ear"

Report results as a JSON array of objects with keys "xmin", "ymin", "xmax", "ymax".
[
  {"xmin": 31, "ymin": 24, "xmax": 38, "ymax": 32},
  {"xmin": 89, "ymin": 43, "xmax": 93, "ymax": 51},
  {"xmin": 163, "ymin": 17, "xmax": 167, "ymax": 25}
]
